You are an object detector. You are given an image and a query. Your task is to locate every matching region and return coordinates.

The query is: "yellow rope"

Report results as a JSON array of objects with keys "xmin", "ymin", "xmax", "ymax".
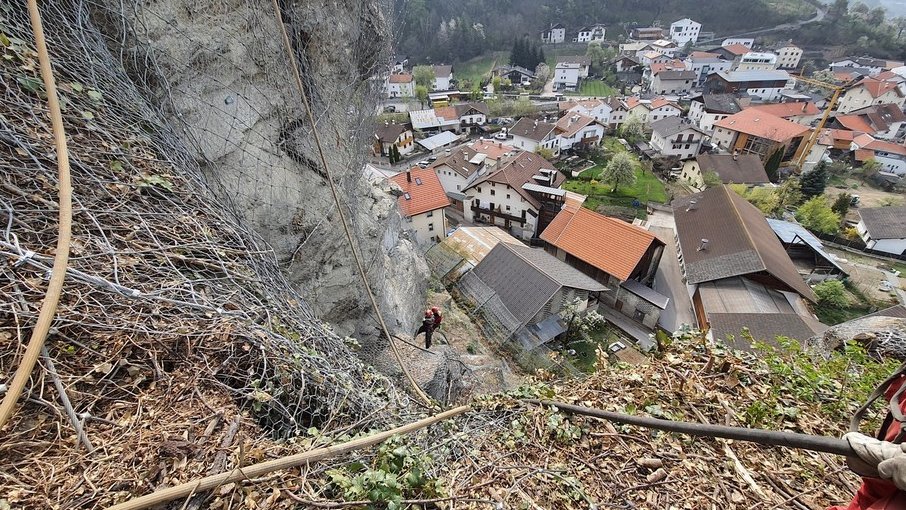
[
  {"xmin": 0, "ymin": 0, "xmax": 74, "ymax": 430},
  {"xmin": 269, "ymin": 0, "xmax": 433, "ymax": 407}
]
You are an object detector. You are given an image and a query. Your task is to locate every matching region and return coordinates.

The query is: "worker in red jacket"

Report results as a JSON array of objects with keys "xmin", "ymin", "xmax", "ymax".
[
  {"xmin": 414, "ymin": 310, "xmax": 435, "ymax": 349},
  {"xmin": 431, "ymin": 306, "xmax": 442, "ymax": 330},
  {"xmin": 832, "ymin": 365, "xmax": 906, "ymax": 510}
]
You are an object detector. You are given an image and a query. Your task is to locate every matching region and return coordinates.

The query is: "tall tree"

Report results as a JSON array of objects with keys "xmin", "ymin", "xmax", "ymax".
[
  {"xmin": 832, "ymin": 193, "xmax": 852, "ymax": 217},
  {"xmin": 415, "ymin": 85, "xmax": 429, "ymax": 108},
  {"xmin": 413, "ymin": 66, "xmax": 435, "ymax": 88},
  {"xmin": 601, "ymin": 152, "xmax": 637, "ymax": 192},
  {"xmin": 800, "ymin": 162, "xmax": 828, "ymax": 198},
  {"xmin": 764, "ymin": 149, "xmax": 783, "ymax": 183}
]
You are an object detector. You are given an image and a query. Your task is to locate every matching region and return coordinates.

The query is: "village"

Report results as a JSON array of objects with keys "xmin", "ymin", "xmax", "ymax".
[{"xmin": 370, "ymin": 16, "xmax": 906, "ymax": 372}]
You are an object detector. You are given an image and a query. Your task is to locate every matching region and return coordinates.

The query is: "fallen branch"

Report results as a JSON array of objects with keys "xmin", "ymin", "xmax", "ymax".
[
  {"xmin": 41, "ymin": 346, "xmax": 94, "ymax": 453},
  {"xmin": 105, "ymin": 405, "xmax": 472, "ymax": 510}
]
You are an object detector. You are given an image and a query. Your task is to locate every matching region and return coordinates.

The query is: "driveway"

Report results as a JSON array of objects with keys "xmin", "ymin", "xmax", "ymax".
[{"xmin": 649, "ymin": 218, "xmax": 696, "ymax": 333}]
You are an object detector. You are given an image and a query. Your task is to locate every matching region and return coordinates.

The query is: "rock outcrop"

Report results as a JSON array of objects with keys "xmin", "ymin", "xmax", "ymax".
[
  {"xmin": 117, "ymin": 0, "xmax": 427, "ymax": 340},
  {"xmin": 810, "ymin": 315, "xmax": 906, "ymax": 359}
]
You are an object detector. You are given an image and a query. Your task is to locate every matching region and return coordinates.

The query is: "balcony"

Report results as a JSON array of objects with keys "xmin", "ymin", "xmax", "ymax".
[{"xmin": 471, "ymin": 204, "xmax": 527, "ymax": 224}]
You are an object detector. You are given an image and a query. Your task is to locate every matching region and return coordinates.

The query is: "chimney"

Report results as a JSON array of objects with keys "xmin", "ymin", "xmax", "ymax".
[
  {"xmin": 685, "ymin": 199, "xmax": 698, "ymax": 212},
  {"xmin": 406, "ymin": 170, "xmax": 412, "ymax": 183},
  {"xmin": 697, "ymin": 238, "xmax": 710, "ymax": 251},
  {"xmin": 733, "ymin": 149, "xmax": 739, "ymax": 161}
]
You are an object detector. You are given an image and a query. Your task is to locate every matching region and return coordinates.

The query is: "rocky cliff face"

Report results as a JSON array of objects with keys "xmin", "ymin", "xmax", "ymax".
[{"xmin": 117, "ymin": 0, "xmax": 427, "ymax": 339}]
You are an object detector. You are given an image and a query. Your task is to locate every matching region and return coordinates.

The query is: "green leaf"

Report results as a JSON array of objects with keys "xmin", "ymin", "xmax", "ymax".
[
  {"xmin": 17, "ymin": 75, "xmax": 43, "ymax": 94},
  {"xmin": 109, "ymin": 160, "xmax": 124, "ymax": 172},
  {"xmin": 87, "ymin": 89, "xmax": 103, "ymax": 102},
  {"xmin": 140, "ymin": 174, "xmax": 175, "ymax": 192},
  {"xmin": 70, "ymin": 82, "xmax": 84, "ymax": 92},
  {"xmin": 81, "ymin": 110, "xmax": 95, "ymax": 120},
  {"xmin": 0, "ymin": 33, "xmax": 10, "ymax": 47}
]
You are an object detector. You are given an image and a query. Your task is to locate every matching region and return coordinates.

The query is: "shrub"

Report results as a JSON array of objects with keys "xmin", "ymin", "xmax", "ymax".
[{"xmin": 814, "ymin": 280, "xmax": 848, "ymax": 308}]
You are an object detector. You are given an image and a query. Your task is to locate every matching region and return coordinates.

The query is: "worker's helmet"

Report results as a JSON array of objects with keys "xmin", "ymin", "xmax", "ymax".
[
  {"xmin": 424, "ymin": 310, "xmax": 433, "ymax": 318},
  {"xmin": 431, "ymin": 306, "xmax": 440, "ymax": 313}
]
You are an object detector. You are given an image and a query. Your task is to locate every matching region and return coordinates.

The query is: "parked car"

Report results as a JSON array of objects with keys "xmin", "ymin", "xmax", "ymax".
[
  {"xmin": 417, "ymin": 160, "xmax": 429, "ymax": 168},
  {"xmin": 494, "ymin": 129, "xmax": 508, "ymax": 141},
  {"xmin": 880, "ymin": 280, "xmax": 893, "ymax": 292},
  {"xmin": 427, "ymin": 155, "xmax": 437, "ymax": 162},
  {"xmin": 383, "ymin": 105, "xmax": 397, "ymax": 113}
]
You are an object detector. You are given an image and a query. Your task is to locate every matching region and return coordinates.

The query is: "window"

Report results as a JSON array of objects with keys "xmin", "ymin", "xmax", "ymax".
[
  {"xmin": 506, "ymin": 205, "xmax": 511, "ymax": 211},
  {"xmin": 685, "ymin": 144, "xmax": 690, "ymax": 150},
  {"xmin": 490, "ymin": 189, "xmax": 495, "ymax": 196},
  {"xmin": 506, "ymin": 194, "xmax": 511, "ymax": 199},
  {"xmin": 426, "ymin": 210, "xmax": 433, "ymax": 218},
  {"xmin": 428, "ymin": 223, "xmax": 434, "ymax": 232},
  {"xmin": 477, "ymin": 187, "xmax": 481, "ymax": 192},
  {"xmin": 456, "ymin": 185, "xmax": 461, "ymax": 190}
]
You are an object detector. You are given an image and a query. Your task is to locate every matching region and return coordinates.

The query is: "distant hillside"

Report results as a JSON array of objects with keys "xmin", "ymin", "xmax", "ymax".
[{"xmin": 393, "ymin": 0, "xmax": 817, "ymax": 63}]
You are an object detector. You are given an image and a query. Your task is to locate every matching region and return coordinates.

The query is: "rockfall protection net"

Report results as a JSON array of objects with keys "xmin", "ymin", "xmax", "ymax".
[{"xmin": 0, "ymin": 0, "xmax": 417, "ymax": 506}]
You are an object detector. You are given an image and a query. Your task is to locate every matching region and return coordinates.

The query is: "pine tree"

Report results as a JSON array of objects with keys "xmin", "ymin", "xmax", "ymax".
[
  {"xmin": 800, "ymin": 162, "xmax": 828, "ymax": 198},
  {"xmin": 537, "ymin": 46, "xmax": 546, "ymax": 70},
  {"xmin": 764, "ymin": 149, "xmax": 783, "ymax": 183}
]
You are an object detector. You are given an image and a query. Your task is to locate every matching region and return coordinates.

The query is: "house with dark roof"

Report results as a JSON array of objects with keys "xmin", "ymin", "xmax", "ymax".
[
  {"xmin": 837, "ymin": 76, "xmax": 906, "ymax": 114},
  {"xmin": 492, "ymin": 65, "xmax": 535, "ymax": 86},
  {"xmin": 684, "ymin": 52, "xmax": 733, "ymax": 86},
  {"xmin": 432, "ymin": 65, "xmax": 453, "ymax": 91},
  {"xmin": 680, "ymin": 153, "xmax": 770, "ymax": 189},
  {"xmin": 648, "ymin": 117, "xmax": 707, "ymax": 160},
  {"xmin": 510, "ymin": 118, "xmax": 559, "ymax": 153},
  {"xmin": 554, "ymin": 56, "xmax": 591, "ymax": 91},
  {"xmin": 688, "ymin": 94, "xmax": 747, "ymax": 133},
  {"xmin": 630, "ymin": 27, "xmax": 664, "ymax": 41},
  {"xmin": 555, "ymin": 113, "xmax": 606, "ymax": 152},
  {"xmin": 462, "ymin": 242, "xmax": 608, "ymax": 346},
  {"xmin": 390, "ymin": 168, "xmax": 452, "ymax": 245},
  {"xmin": 830, "ymin": 103, "xmax": 906, "ymax": 141},
  {"xmin": 673, "ymin": 186, "xmax": 825, "ymax": 350},
  {"xmin": 541, "ymin": 23, "xmax": 566, "ymax": 44},
  {"xmin": 541, "ymin": 207, "xmax": 667, "ymax": 329},
  {"xmin": 462, "ymin": 151, "xmax": 565, "ymax": 240},
  {"xmin": 857, "ymin": 206, "xmax": 906, "ymax": 256},
  {"xmin": 711, "ymin": 108, "xmax": 810, "ymax": 170},
  {"xmin": 650, "ymin": 69, "xmax": 696, "ymax": 95},
  {"xmin": 704, "ymin": 70, "xmax": 792, "ymax": 102},
  {"xmin": 385, "ymin": 73, "xmax": 415, "ymax": 98},
  {"xmin": 373, "ymin": 123, "xmax": 414, "ymax": 157}
]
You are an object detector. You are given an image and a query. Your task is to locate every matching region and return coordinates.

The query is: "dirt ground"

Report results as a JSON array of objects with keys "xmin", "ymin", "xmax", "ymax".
[
  {"xmin": 825, "ymin": 177, "xmax": 904, "ymax": 222},
  {"xmin": 824, "ymin": 246, "xmax": 904, "ymax": 304}
]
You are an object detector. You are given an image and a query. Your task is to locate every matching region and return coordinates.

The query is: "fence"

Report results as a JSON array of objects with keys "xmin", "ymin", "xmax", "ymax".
[{"xmin": 815, "ymin": 232, "xmax": 906, "ymax": 262}]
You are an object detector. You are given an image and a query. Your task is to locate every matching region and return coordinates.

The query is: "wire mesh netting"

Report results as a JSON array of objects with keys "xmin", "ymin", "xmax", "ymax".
[{"xmin": 0, "ymin": 0, "xmax": 428, "ymax": 506}]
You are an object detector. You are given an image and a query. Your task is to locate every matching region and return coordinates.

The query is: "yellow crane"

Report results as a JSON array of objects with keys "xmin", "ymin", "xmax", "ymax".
[{"xmin": 792, "ymin": 74, "xmax": 844, "ymax": 172}]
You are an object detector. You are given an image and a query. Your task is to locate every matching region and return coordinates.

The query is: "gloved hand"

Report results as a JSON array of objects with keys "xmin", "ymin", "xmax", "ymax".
[{"xmin": 844, "ymin": 431, "xmax": 906, "ymax": 490}]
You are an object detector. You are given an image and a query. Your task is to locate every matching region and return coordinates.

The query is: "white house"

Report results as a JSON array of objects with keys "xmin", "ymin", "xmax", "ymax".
[
  {"xmin": 463, "ymin": 152, "xmax": 565, "ymax": 240},
  {"xmin": 651, "ymin": 39, "xmax": 679, "ymax": 58},
  {"xmin": 433, "ymin": 65, "xmax": 453, "ymax": 91},
  {"xmin": 542, "ymin": 23, "xmax": 566, "ymax": 44},
  {"xmin": 649, "ymin": 117, "xmax": 707, "ymax": 160},
  {"xmin": 555, "ymin": 113, "xmax": 607, "ymax": 151},
  {"xmin": 390, "ymin": 168, "xmax": 451, "ymax": 245},
  {"xmin": 577, "ymin": 24, "xmax": 606, "ymax": 43},
  {"xmin": 688, "ymin": 93, "xmax": 745, "ymax": 133},
  {"xmin": 386, "ymin": 73, "xmax": 414, "ymax": 98},
  {"xmin": 722, "ymin": 38, "xmax": 754, "ymax": 48},
  {"xmin": 776, "ymin": 43, "xmax": 803, "ymax": 70},
  {"xmin": 670, "ymin": 18, "xmax": 701, "ymax": 45},
  {"xmin": 852, "ymin": 133, "xmax": 906, "ymax": 176},
  {"xmin": 650, "ymin": 69, "xmax": 696, "ymax": 95},
  {"xmin": 626, "ymin": 97, "xmax": 682, "ymax": 126},
  {"xmin": 619, "ymin": 41, "xmax": 654, "ymax": 56},
  {"xmin": 559, "ymin": 99, "xmax": 613, "ymax": 124},
  {"xmin": 734, "ymin": 52, "xmax": 778, "ymax": 72},
  {"xmin": 374, "ymin": 123, "xmax": 415, "ymax": 157},
  {"xmin": 553, "ymin": 56, "xmax": 591, "ymax": 91},
  {"xmin": 510, "ymin": 117, "xmax": 560, "ymax": 154},
  {"xmin": 830, "ymin": 57, "xmax": 891, "ymax": 77},
  {"xmin": 837, "ymin": 76, "xmax": 906, "ymax": 114},
  {"xmin": 857, "ymin": 207, "xmax": 906, "ymax": 256},
  {"xmin": 684, "ymin": 52, "xmax": 733, "ymax": 86}
]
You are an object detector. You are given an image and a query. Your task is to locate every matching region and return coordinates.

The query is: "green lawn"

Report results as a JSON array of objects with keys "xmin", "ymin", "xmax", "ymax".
[
  {"xmin": 565, "ymin": 80, "xmax": 617, "ymax": 97},
  {"xmin": 454, "ymin": 52, "xmax": 505, "ymax": 87},
  {"xmin": 565, "ymin": 324, "xmax": 626, "ymax": 373},
  {"xmin": 563, "ymin": 138, "xmax": 668, "ymax": 218},
  {"xmin": 814, "ymin": 304, "xmax": 873, "ymax": 326}
]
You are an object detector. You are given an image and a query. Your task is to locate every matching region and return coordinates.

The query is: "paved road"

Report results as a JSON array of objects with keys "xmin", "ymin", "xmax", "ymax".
[
  {"xmin": 697, "ymin": 6, "xmax": 826, "ymax": 45},
  {"xmin": 650, "ymin": 222, "xmax": 696, "ymax": 333}
]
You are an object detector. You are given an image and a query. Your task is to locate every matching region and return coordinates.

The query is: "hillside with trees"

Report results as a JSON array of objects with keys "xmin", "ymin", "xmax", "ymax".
[
  {"xmin": 788, "ymin": 0, "xmax": 906, "ymax": 59},
  {"xmin": 393, "ymin": 0, "xmax": 817, "ymax": 63}
]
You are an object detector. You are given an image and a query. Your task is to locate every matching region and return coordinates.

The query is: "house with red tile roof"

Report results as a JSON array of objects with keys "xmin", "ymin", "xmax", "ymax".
[
  {"xmin": 540, "ymin": 207, "xmax": 667, "ymax": 329},
  {"xmin": 837, "ymin": 76, "xmax": 906, "ymax": 113},
  {"xmin": 554, "ymin": 113, "xmax": 606, "ymax": 151},
  {"xmin": 851, "ymin": 133, "xmax": 906, "ymax": 176},
  {"xmin": 712, "ymin": 109, "xmax": 810, "ymax": 169},
  {"xmin": 626, "ymin": 96, "xmax": 682, "ymax": 126},
  {"xmin": 385, "ymin": 73, "xmax": 414, "ymax": 98},
  {"xmin": 390, "ymin": 168, "xmax": 451, "ymax": 244},
  {"xmin": 745, "ymin": 101, "xmax": 821, "ymax": 126},
  {"xmin": 830, "ymin": 103, "xmax": 906, "ymax": 140}
]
